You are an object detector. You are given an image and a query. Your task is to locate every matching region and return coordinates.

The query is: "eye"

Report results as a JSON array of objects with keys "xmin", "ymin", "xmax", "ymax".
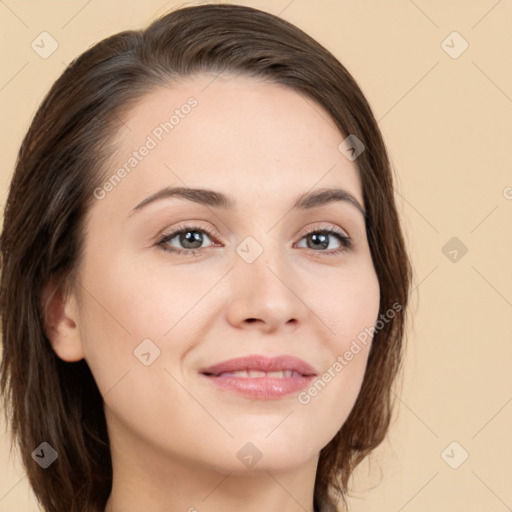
[
  {"xmin": 157, "ymin": 224, "xmax": 352, "ymax": 256},
  {"xmin": 157, "ymin": 224, "xmax": 219, "ymax": 256},
  {"xmin": 295, "ymin": 225, "xmax": 352, "ymax": 256}
]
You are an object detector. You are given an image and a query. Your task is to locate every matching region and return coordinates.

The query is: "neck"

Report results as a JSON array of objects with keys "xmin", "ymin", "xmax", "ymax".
[{"xmin": 103, "ymin": 423, "xmax": 318, "ymax": 512}]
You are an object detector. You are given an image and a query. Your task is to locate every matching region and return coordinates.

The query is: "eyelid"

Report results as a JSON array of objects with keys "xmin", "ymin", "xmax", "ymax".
[
  {"xmin": 296, "ymin": 223, "xmax": 350, "ymax": 242},
  {"xmin": 294, "ymin": 224, "xmax": 353, "ymax": 254},
  {"xmin": 157, "ymin": 221, "xmax": 217, "ymax": 238},
  {"xmin": 157, "ymin": 222, "xmax": 352, "ymax": 256}
]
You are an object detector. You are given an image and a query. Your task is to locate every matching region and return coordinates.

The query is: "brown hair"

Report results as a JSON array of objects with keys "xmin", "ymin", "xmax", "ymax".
[{"xmin": 0, "ymin": 3, "xmax": 411, "ymax": 511}]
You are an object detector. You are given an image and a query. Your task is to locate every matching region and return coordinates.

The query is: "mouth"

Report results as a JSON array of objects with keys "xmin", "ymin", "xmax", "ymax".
[
  {"xmin": 199, "ymin": 355, "xmax": 317, "ymax": 400},
  {"xmin": 206, "ymin": 369, "xmax": 307, "ymax": 378}
]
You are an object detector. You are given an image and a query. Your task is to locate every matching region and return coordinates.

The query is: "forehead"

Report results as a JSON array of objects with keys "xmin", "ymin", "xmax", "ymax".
[{"xmin": 102, "ymin": 73, "xmax": 363, "ymax": 212}]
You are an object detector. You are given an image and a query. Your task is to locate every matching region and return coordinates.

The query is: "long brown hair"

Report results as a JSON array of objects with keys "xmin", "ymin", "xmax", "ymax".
[{"xmin": 0, "ymin": 3, "xmax": 411, "ymax": 511}]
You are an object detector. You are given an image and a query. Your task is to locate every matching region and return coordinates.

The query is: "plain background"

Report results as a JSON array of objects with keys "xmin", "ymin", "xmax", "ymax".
[{"xmin": 0, "ymin": 1, "xmax": 511, "ymax": 510}]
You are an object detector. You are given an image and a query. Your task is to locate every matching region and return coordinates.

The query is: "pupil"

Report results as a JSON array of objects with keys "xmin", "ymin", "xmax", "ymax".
[
  {"xmin": 177, "ymin": 231, "xmax": 331, "ymax": 251},
  {"xmin": 310, "ymin": 233, "xmax": 328, "ymax": 250},
  {"xmin": 182, "ymin": 231, "xmax": 202, "ymax": 249}
]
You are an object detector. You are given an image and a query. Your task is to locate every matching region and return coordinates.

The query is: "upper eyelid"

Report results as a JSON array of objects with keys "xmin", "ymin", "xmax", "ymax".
[
  {"xmin": 157, "ymin": 224, "xmax": 218, "ymax": 247},
  {"xmin": 159, "ymin": 223, "xmax": 351, "ymax": 245}
]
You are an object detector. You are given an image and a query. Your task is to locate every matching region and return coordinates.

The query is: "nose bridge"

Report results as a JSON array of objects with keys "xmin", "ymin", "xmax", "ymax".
[
  {"xmin": 226, "ymin": 230, "xmax": 304, "ymax": 330},
  {"xmin": 236, "ymin": 231, "xmax": 288, "ymax": 292}
]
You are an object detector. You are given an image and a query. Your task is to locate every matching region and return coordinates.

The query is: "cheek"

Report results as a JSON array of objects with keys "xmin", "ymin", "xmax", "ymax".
[
  {"xmin": 70, "ymin": 248, "xmax": 382, "ymax": 473},
  {"xmin": 299, "ymin": 261, "xmax": 379, "ymax": 430},
  {"xmin": 75, "ymin": 250, "xmax": 232, "ymax": 407},
  {"xmin": 74, "ymin": 260, "xmax": 204, "ymax": 445},
  {"xmin": 79, "ymin": 242, "xmax": 380, "ymax": 375},
  {"xmin": 317, "ymin": 258, "xmax": 380, "ymax": 346},
  {"xmin": 78, "ymin": 247, "xmax": 204, "ymax": 339}
]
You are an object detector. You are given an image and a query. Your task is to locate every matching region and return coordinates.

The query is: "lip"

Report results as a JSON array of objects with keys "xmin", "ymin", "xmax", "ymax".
[{"xmin": 199, "ymin": 355, "xmax": 317, "ymax": 400}]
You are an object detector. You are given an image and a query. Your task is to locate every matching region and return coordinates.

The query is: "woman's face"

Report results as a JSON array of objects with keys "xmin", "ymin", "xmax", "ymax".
[{"xmin": 64, "ymin": 73, "xmax": 380, "ymax": 476}]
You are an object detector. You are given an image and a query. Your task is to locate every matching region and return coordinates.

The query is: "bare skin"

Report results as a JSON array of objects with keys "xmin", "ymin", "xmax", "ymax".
[{"xmin": 44, "ymin": 73, "xmax": 380, "ymax": 512}]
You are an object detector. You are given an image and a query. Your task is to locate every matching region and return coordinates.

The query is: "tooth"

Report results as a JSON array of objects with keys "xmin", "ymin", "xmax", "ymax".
[
  {"xmin": 217, "ymin": 369, "xmax": 303, "ymax": 378},
  {"xmin": 221, "ymin": 370, "xmax": 248, "ymax": 377},
  {"xmin": 248, "ymin": 370, "xmax": 266, "ymax": 377}
]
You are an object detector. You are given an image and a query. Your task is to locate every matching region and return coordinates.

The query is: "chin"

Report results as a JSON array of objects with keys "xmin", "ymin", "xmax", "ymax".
[
  {"xmin": 215, "ymin": 450, "xmax": 317, "ymax": 476},
  {"xmin": 203, "ymin": 431, "xmax": 322, "ymax": 475}
]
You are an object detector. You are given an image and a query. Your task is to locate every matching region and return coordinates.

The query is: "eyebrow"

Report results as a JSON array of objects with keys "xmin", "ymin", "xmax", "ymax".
[{"xmin": 129, "ymin": 186, "xmax": 365, "ymax": 218}]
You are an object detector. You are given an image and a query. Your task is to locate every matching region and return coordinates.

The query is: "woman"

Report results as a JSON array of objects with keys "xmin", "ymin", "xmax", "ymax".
[{"xmin": 0, "ymin": 3, "xmax": 411, "ymax": 511}]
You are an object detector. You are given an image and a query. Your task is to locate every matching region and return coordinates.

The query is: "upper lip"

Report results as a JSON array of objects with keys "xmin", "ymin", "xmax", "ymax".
[{"xmin": 199, "ymin": 355, "xmax": 317, "ymax": 377}]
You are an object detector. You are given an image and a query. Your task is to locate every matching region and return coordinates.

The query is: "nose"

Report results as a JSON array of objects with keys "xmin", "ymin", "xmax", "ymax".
[{"xmin": 225, "ymin": 244, "xmax": 307, "ymax": 334}]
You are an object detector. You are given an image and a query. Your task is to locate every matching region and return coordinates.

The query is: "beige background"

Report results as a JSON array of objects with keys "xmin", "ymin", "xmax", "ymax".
[{"xmin": 1, "ymin": 0, "xmax": 511, "ymax": 510}]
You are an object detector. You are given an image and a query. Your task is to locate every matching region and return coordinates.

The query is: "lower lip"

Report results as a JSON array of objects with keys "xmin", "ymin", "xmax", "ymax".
[{"xmin": 201, "ymin": 374, "xmax": 315, "ymax": 399}]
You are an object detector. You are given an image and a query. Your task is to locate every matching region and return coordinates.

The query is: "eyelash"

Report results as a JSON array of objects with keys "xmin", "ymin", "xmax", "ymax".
[{"xmin": 156, "ymin": 223, "xmax": 352, "ymax": 257}]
